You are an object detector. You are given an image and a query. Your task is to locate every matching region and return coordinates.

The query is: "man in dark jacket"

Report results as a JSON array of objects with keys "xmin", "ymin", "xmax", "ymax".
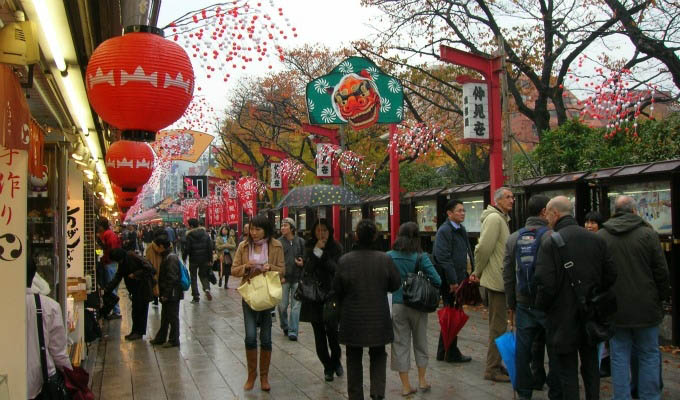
[
  {"xmin": 598, "ymin": 195, "xmax": 670, "ymax": 400},
  {"xmin": 534, "ymin": 196, "xmax": 617, "ymax": 400},
  {"xmin": 105, "ymin": 248, "xmax": 156, "ymax": 340},
  {"xmin": 433, "ymin": 199, "xmax": 473, "ymax": 363},
  {"xmin": 183, "ymin": 218, "xmax": 214, "ymax": 303},
  {"xmin": 503, "ymin": 195, "xmax": 561, "ymax": 400},
  {"xmin": 150, "ymin": 234, "xmax": 184, "ymax": 348},
  {"xmin": 277, "ymin": 218, "xmax": 305, "ymax": 340}
]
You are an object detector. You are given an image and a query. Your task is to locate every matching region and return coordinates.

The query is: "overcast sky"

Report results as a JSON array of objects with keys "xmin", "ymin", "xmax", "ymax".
[{"xmin": 158, "ymin": 0, "xmax": 383, "ymax": 128}]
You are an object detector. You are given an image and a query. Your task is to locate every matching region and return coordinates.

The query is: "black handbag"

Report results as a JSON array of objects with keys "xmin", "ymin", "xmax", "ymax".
[
  {"xmin": 35, "ymin": 294, "xmax": 72, "ymax": 400},
  {"xmin": 551, "ymin": 232, "xmax": 617, "ymax": 345},
  {"xmin": 294, "ymin": 272, "xmax": 327, "ymax": 303},
  {"xmin": 402, "ymin": 253, "xmax": 440, "ymax": 313}
]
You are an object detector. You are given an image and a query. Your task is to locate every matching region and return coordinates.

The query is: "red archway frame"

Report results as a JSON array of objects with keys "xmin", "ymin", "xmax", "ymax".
[{"xmin": 440, "ymin": 45, "xmax": 505, "ymax": 196}]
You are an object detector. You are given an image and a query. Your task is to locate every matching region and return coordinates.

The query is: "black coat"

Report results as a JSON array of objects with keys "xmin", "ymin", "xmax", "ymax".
[
  {"xmin": 158, "ymin": 252, "xmax": 184, "ymax": 301},
  {"xmin": 534, "ymin": 215, "xmax": 617, "ymax": 354},
  {"xmin": 433, "ymin": 221, "xmax": 474, "ymax": 286},
  {"xmin": 183, "ymin": 227, "xmax": 214, "ymax": 267},
  {"xmin": 299, "ymin": 241, "xmax": 342, "ymax": 323},
  {"xmin": 333, "ymin": 249, "xmax": 401, "ymax": 347},
  {"xmin": 105, "ymin": 251, "xmax": 155, "ymax": 303}
]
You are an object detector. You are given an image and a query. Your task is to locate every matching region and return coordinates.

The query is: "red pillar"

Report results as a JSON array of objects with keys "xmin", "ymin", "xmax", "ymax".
[
  {"xmin": 440, "ymin": 45, "xmax": 505, "ymax": 195},
  {"xmin": 389, "ymin": 124, "xmax": 400, "ymax": 245}
]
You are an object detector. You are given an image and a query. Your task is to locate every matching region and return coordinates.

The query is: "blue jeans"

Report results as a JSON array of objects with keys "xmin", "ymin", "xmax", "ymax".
[
  {"xmin": 515, "ymin": 304, "xmax": 561, "ymax": 399},
  {"xmin": 610, "ymin": 325, "xmax": 661, "ymax": 400},
  {"xmin": 104, "ymin": 262, "xmax": 120, "ymax": 315},
  {"xmin": 278, "ymin": 282, "xmax": 300, "ymax": 336},
  {"xmin": 242, "ymin": 300, "xmax": 272, "ymax": 350}
]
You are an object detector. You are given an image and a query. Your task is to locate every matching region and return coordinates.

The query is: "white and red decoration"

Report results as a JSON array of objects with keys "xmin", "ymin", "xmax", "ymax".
[
  {"xmin": 86, "ymin": 31, "xmax": 194, "ymax": 141},
  {"xmin": 279, "ymin": 158, "xmax": 304, "ymax": 185},
  {"xmin": 105, "ymin": 140, "xmax": 154, "ymax": 192},
  {"xmin": 236, "ymin": 176, "xmax": 265, "ymax": 217},
  {"xmin": 388, "ymin": 121, "xmax": 450, "ymax": 160}
]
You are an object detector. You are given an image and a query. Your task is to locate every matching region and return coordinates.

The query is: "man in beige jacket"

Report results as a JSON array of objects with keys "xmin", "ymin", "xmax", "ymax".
[{"xmin": 471, "ymin": 187, "xmax": 514, "ymax": 382}]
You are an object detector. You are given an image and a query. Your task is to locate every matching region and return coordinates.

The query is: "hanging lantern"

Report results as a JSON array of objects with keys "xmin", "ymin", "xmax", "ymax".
[
  {"xmin": 106, "ymin": 140, "xmax": 154, "ymax": 191},
  {"xmin": 112, "ymin": 184, "xmax": 142, "ymax": 201},
  {"xmin": 85, "ymin": 1, "xmax": 194, "ymax": 142}
]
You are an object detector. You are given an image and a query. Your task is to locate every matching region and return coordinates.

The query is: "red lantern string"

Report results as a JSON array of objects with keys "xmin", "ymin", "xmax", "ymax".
[
  {"xmin": 315, "ymin": 144, "xmax": 375, "ymax": 184},
  {"xmin": 388, "ymin": 121, "xmax": 450, "ymax": 159},
  {"xmin": 169, "ymin": 96, "xmax": 217, "ymax": 133},
  {"xmin": 164, "ymin": 1, "xmax": 297, "ymax": 85},
  {"xmin": 279, "ymin": 158, "xmax": 304, "ymax": 184}
]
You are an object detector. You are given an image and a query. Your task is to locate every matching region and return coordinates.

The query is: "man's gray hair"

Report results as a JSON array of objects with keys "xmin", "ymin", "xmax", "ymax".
[
  {"xmin": 547, "ymin": 196, "xmax": 574, "ymax": 216},
  {"xmin": 614, "ymin": 195, "xmax": 636, "ymax": 214},
  {"xmin": 494, "ymin": 186, "xmax": 512, "ymax": 202}
]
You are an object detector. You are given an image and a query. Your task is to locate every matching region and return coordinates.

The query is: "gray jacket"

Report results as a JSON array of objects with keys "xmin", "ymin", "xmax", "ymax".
[
  {"xmin": 279, "ymin": 235, "xmax": 305, "ymax": 283},
  {"xmin": 503, "ymin": 216, "xmax": 549, "ymax": 310}
]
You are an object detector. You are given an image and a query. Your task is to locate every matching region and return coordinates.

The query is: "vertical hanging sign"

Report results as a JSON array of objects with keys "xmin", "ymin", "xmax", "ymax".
[
  {"xmin": 462, "ymin": 82, "xmax": 490, "ymax": 140},
  {"xmin": 316, "ymin": 143, "xmax": 332, "ymax": 177},
  {"xmin": 67, "ymin": 161, "xmax": 84, "ymax": 277},
  {"xmin": 270, "ymin": 163, "xmax": 282, "ymax": 189},
  {"xmin": 0, "ymin": 145, "xmax": 28, "ymax": 400}
]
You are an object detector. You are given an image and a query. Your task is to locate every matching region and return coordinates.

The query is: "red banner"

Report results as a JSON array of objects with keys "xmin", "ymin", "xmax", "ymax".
[
  {"xmin": 0, "ymin": 65, "xmax": 30, "ymax": 150},
  {"xmin": 225, "ymin": 198, "xmax": 239, "ymax": 225},
  {"xmin": 28, "ymin": 120, "xmax": 45, "ymax": 177}
]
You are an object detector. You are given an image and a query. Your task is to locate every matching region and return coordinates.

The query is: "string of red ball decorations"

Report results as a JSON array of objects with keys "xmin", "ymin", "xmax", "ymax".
[
  {"xmin": 165, "ymin": 1, "xmax": 297, "ymax": 90},
  {"xmin": 315, "ymin": 143, "xmax": 376, "ymax": 184},
  {"xmin": 169, "ymin": 96, "xmax": 217, "ymax": 133},
  {"xmin": 278, "ymin": 158, "xmax": 304, "ymax": 184},
  {"xmin": 567, "ymin": 55, "xmax": 656, "ymax": 138},
  {"xmin": 388, "ymin": 121, "xmax": 449, "ymax": 160}
]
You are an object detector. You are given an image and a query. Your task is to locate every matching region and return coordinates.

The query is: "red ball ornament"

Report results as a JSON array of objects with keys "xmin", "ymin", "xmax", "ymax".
[
  {"xmin": 106, "ymin": 140, "xmax": 155, "ymax": 191},
  {"xmin": 86, "ymin": 31, "xmax": 194, "ymax": 142}
]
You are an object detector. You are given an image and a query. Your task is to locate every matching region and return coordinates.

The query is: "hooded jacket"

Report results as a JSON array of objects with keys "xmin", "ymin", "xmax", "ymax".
[
  {"xmin": 473, "ymin": 205, "xmax": 510, "ymax": 292},
  {"xmin": 183, "ymin": 227, "xmax": 214, "ymax": 267},
  {"xmin": 598, "ymin": 212, "xmax": 671, "ymax": 328}
]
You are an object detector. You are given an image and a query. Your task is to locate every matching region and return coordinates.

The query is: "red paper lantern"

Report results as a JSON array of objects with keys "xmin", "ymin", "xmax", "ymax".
[
  {"xmin": 86, "ymin": 31, "xmax": 194, "ymax": 141},
  {"xmin": 117, "ymin": 196, "xmax": 137, "ymax": 209},
  {"xmin": 112, "ymin": 184, "xmax": 142, "ymax": 201},
  {"xmin": 106, "ymin": 140, "xmax": 154, "ymax": 191}
]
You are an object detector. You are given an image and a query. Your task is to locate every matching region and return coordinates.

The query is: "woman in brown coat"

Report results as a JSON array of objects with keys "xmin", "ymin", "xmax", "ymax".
[{"xmin": 231, "ymin": 214, "xmax": 285, "ymax": 392}]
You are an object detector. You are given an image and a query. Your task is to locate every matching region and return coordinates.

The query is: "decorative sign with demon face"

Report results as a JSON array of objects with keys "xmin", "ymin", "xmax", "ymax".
[{"xmin": 306, "ymin": 57, "xmax": 404, "ymax": 131}]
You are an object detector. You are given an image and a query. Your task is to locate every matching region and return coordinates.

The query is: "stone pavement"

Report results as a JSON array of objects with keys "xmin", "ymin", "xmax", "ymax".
[{"xmin": 90, "ymin": 281, "xmax": 680, "ymax": 399}]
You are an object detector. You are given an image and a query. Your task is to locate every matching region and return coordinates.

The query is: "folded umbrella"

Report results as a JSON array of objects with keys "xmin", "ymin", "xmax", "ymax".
[
  {"xmin": 456, "ymin": 276, "xmax": 483, "ymax": 306},
  {"xmin": 495, "ymin": 331, "xmax": 517, "ymax": 389},
  {"xmin": 437, "ymin": 303, "xmax": 469, "ymax": 351}
]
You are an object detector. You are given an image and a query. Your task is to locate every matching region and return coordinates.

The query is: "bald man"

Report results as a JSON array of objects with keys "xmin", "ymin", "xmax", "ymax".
[
  {"xmin": 598, "ymin": 195, "xmax": 670, "ymax": 400},
  {"xmin": 533, "ymin": 196, "xmax": 617, "ymax": 400}
]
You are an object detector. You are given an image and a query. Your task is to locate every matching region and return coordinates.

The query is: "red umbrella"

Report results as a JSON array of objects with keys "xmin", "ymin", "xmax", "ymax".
[
  {"xmin": 437, "ymin": 303, "xmax": 469, "ymax": 350},
  {"xmin": 456, "ymin": 276, "xmax": 483, "ymax": 306}
]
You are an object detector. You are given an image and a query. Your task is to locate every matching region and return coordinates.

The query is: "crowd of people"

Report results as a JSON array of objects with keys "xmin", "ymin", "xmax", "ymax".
[{"xmin": 27, "ymin": 187, "xmax": 670, "ymax": 399}]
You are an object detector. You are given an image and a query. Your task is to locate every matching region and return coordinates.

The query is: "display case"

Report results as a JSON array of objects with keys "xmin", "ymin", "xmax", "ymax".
[
  {"xmin": 349, "ymin": 207, "xmax": 362, "ymax": 232},
  {"xmin": 459, "ymin": 195, "xmax": 485, "ymax": 233},
  {"xmin": 607, "ymin": 181, "xmax": 672, "ymax": 235},
  {"xmin": 297, "ymin": 211, "xmax": 307, "ymax": 231},
  {"xmin": 373, "ymin": 204, "xmax": 389, "ymax": 232},
  {"xmin": 415, "ymin": 199, "xmax": 438, "ymax": 232}
]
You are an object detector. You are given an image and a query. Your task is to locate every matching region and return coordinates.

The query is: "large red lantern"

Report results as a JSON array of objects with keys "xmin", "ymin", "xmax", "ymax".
[
  {"xmin": 117, "ymin": 196, "xmax": 137, "ymax": 209},
  {"xmin": 86, "ymin": 28, "xmax": 194, "ymax": 142},
  {"xmin": 112, "ymin": 184, "xmax": 142, "ymax": 201},
  {"xmin": 106, "ymin": 140, "xmax": 154, "ymax": 191}
]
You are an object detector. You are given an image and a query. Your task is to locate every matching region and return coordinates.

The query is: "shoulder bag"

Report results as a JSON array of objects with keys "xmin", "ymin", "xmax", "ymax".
[
  {"xmin": 238, "ymin": 270, "xmax": 283, "ymax": 311},
  {"xmin": 402, "ymin": 253, "xmax": 441, "ymax": 313},
  {"xmin": 551, "ymin": 232, "xmax": 617, "ymax": 345},
  {"xmin": 35, "ymin": 294, "xmax": 71, "ymax": 400}
]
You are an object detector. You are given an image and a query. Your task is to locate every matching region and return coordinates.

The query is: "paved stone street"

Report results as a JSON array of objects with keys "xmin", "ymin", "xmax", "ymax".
[{"xmin": 90, "ymin": 281, "xmax": 680, "ymax": 399}]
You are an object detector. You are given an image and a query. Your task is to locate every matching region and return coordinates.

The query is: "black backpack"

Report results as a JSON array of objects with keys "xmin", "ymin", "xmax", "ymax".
[{"xmin": 515, "ymin": 226, "xmax": 549, "ymax": 296}]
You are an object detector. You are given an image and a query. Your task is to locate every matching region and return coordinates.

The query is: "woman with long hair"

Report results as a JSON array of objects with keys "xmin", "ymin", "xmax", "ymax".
[
  {"xmin": 334, "ymin": 219, "xmax": 401, "ymax": 400},
  {"xmin": 299, "ymin": 218, "xmax": 344, "ymax": 381},
  {"xmin": 231, "ymin": 215, "xmax": 285, "ymax": 392},
  {"xmin": 388, "ymin": 222, "xmax": 441, "ymax": 395},
  {"xmin": 215, "ymin": 225, "xmax": 237, "ymax": 288}
]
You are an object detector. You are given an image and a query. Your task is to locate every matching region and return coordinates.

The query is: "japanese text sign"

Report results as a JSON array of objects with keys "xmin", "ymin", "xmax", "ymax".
[
  {"xmin": 462, "ymin": 82, "xmax": 490, "ymax": 140},
  {"xmin": 270, "ymin": 162, "xmax": 282, "ymax": 189}
]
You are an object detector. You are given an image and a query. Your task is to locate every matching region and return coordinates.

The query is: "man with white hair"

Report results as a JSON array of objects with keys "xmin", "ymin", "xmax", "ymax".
[
  {"xmin": 534, "ymin": 196, "xmax": 617, "ymax": 399},
  {"xmin": 598, "ymin": 195, "xmax": 670, "ymax": 400},
  {"xmin": 471, "ymin": 186, "xmax": 514, "ymax": 382}
]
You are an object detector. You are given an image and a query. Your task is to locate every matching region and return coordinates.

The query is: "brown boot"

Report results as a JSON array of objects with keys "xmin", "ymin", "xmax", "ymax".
[
  {"xmin": 259, "ymin": 349, "xmax": 272, "ymax": 391},
  {"xmin": 243, "ymin": 349, "xmax": 258, "ymax": 391}
]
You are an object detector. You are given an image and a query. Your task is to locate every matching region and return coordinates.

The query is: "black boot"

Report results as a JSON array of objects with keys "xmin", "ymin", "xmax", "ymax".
[{"xmin": 218, "ymin": 275, "xmax": 223, "ymax": 288}]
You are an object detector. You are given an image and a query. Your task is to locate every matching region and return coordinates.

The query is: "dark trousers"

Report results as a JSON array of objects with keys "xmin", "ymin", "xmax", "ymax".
[
  {"xmin": 311, "ymin": 321, "xmax": 341, "ymax": 372},
  {"xmin": 515, "ymin": 304, "xmax": 561, "ymax": 399},
  {"xmin": 190, "ymin": 263, "xmax": 210, "ymax": 298},
  {"xmin": 346, "ymin": 345, "xmax": 387, "ymax": 400},
  {"xmin": 155, "ymin": 300, "xmax": 180, "ymax": 344},
  {"xmin": 130, "ymin": 299, "xmax": 149, "ymax": 335},
  {"xmin": 556, "ymin": 344, "xmax": 599, "ymax": 400},
  {"xmin": 532, "ymin": 328, "xmax": 547, "ymax": 386}
]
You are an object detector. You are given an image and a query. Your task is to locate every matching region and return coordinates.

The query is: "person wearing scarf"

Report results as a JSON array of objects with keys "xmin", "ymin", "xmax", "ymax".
[
  {"xmin": 232, "ymin": 214, "xmax": 285, "ymax": 392},
  {"xmin": 145, "ymin": 228, "xmax": 166, "ymax": 306}
]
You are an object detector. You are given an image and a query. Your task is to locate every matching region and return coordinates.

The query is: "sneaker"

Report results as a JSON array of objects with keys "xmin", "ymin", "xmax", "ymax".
[
  {"xmin": 335, "ymin": 363, "xmax": 344, "ymax": 377},
  {"xmin": 191, "ymin": 298, "xmax": 200, "ymax": 304},
  {"xmin": 324, "ymin": 371, "xmax": 334, "ymax": 382},
  {"xmin": 288, "ymin": 335, "xmax": 298, "ymax": 341},
  {"xmin": 204, "ymin": 290, "xmax": 212, "ymax": 301}
]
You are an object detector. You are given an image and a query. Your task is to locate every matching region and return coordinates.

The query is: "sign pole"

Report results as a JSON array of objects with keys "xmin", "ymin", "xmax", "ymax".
[{"xmin": 389, "ymin": 123, "xmax": 400, "ymax": 245}]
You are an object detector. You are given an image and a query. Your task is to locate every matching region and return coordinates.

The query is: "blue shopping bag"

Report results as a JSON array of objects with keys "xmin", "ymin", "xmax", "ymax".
[{"xmin": 495, "ymin": 331, "xmax": 517, "ymax": 388}]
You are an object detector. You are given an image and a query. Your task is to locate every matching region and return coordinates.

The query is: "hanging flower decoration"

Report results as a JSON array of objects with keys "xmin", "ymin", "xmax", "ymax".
[
  {"xmin": 165, "ymin": 1, "xmax": 297, "ymax": 90},
  {"xmin": 169, "ymin": 96, "xmax": 217, "ymax": 133},
  {"xmin": 568, "ymin": 55, "xmax": 656, "ymax": 138},
  {"xmin": 388, "ymin": 121, "xmax": 450, "ymax": 159},
  {"xmin": 279, "ymin": 158, "xmax": 304, "ymax": 184}
]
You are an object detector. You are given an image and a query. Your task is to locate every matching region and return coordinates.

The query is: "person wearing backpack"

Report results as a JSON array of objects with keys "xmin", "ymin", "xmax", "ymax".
[
  {"xmin": 503, "ymin": 195, "xmax": 561, "ymax": 400},
  {"xmin": 150, "ymin": 234, "xmax": 184, "ymax": 348}
]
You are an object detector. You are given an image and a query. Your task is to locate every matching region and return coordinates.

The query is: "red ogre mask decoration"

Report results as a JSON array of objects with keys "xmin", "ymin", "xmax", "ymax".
[{"xmin": 331, "ymin": 70, "xmax": 380, "ymax": 130}]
